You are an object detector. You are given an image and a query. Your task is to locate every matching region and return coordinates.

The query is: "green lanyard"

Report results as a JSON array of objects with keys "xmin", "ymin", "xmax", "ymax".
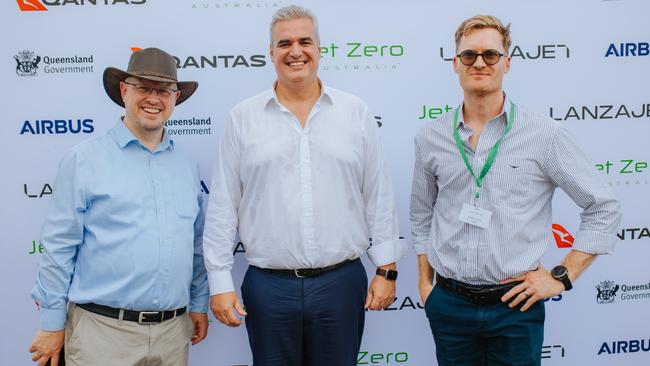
[{"xmin": 452, "ymin": 101, "xmax": 516, "ymax": 201}]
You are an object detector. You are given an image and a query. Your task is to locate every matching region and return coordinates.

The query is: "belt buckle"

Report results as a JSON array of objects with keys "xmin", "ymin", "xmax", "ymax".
[
  {"xmin": 294, "ymin": 269, "xmax": 305, "ymax": 278},
  {"xmin": 138, "ymin": 311, "xmax": 162, "ymax": 324}
]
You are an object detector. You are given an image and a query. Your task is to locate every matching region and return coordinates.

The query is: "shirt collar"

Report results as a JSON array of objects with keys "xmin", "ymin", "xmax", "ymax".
[
  {"xmin": 458, "ymin": 93, "xmax": 512, "ymax": 128},
  {"xmin": 264, "ymin": 79, "xmax": 334, "ymax": 110},
  {"xmin": 112, "ymin": 117, "xmax": 174, "ymax": 152}
]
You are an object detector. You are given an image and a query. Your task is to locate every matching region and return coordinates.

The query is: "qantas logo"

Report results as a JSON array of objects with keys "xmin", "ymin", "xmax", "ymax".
[
  {"xmin": 16, "ymin": 0, "xmax": 47, "ymax": 11},
  {"xmin": 552, "ymin": 224, "xmax": 574, "ymax": 248}
]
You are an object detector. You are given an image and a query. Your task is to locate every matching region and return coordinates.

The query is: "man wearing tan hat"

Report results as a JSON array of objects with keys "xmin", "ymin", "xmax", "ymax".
[{"xmin": 28, "ymin": 48, "xmax": 209, "ymax": 366}]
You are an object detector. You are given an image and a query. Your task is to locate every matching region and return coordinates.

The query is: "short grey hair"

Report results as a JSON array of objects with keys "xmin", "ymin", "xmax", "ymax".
[{"xmin": 269, "ymin": 5, "xmax": 319, "ymax": 45}]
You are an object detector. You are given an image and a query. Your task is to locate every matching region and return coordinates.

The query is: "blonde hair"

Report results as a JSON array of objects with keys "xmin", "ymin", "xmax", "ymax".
[{"xmin": 455, "ymin": 15, "xmax": 511, "ymax": 53}]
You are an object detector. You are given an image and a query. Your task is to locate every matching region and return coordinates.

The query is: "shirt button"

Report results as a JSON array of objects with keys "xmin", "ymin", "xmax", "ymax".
[{"xmin": 153, "ymin": 299, "xmax": 158, "ymax": 304}]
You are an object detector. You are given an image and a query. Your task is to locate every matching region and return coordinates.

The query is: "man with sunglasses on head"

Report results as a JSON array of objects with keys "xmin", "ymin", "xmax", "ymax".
[
  {"xmin": 28, "ymin": 48, "xmax": 209, "ymax": 366},
  {"xmin": 410, "ymin": 15, "xmax": 620, "ymax": 366}
]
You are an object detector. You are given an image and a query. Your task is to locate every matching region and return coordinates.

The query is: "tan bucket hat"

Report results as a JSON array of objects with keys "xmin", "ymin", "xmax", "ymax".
[{"xmin": 103, "ymin": 47, "xmax": 198, "ymax": 107}]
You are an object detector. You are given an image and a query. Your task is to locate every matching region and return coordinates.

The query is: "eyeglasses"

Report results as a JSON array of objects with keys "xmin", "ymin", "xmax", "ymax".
[
  {"xmin": 457, "ymin": 49, "xmax": 505, "ymax": 66},
  {"xmin": 124, "ymin": 81, "xmax": 178, "ymax": 98}
]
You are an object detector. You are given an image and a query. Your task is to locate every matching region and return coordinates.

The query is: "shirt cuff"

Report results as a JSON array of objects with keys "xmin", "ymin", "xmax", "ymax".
[
  {"xmin": 207, "ymin": 270, "xmax": 235, "ymax": 295},
  {"xmin": 412, "ymin": 241, "xmax": 428, "ymax": 255},
  {"xmin": 40, "ymin": 307, "xmax": 67, "ymax": 331},
  {"xmin": 189, "ymin": 294, "xmax": 209, "ymax": 313},
  {"xmin": 367, "ymin": 238, "xmax": 407, "ymax": 266},
  {"xmin": 572, "ymin": 229, "xmax": 618, "ymax": 255}
]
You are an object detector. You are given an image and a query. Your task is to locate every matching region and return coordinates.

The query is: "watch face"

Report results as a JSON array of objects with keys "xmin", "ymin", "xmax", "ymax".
[
  {"xmin": 386, "ymin": 270, "xmax": 398, "ymax": 281},
  {"xmin": 552, "ymin": 266, "xmax": 567, "ymax": 278}
]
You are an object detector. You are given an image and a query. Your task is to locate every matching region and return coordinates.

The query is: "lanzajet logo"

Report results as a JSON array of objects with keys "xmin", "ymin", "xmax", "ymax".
[
  {"xmin": 605, "ymin": 42, "xmax": 649, "ymax": 57},
  {"xmin": 596, "ymin": 280, "xmax": 619, "ymax": 304},
  {"xmin": 418, "ymin": 103, "xmax": 453, "ymax": 120},
  {"xmin": 320, "ymin": 41, "xmax": 405, "ymax": 72},
  {"xmin": 24, "ymin": 183, "xmax": 53, "ymax": 198},
  {"xmin": 595, "ymin": 159, "xmax": 649, "ymax": 187},
  {"xmin": 618, "ymin": 227, "xmax": 650, "ymax": 240},
  {"xmin": 200, "ymin": 180, "xmax": 210, "ymax": 194},
  {"xmin": 17, "ymin": 0, "xmax": 146, "ymax": 11},
  {"xmin": 14, "ymin": 50, "xmax": 41, "ymax": 76},
  {"xmin": 542, "ymin": 345, "xmax": 565, "ymax": 359},
  {"xmin": 20, "ymin": 119, "xmax": 94, "ymax": 135},
  {"xmin": 598, "ymin": 338, "xmax": 650, "ymax": 355},
  {"xmin": 549, "ymin": 103, "xmax": 650, "ymax": 120},
  {"xmin": 439, "ymin": 44, "xmax": 569, "ymax": 61},
  {"xmin": 551, "ymin": 224, "xmax": 574, "ymax": 248}
]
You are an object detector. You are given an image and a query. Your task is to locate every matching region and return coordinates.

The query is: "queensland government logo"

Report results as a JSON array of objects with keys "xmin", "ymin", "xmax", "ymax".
[
  {"xmin": 13, "ymin": 50, "xmax": 94, "ymax": 76},
  {"xmin": 596, "ymin": 280, "xmax": 619, "ymax": 304},
  {"xmin": 597, "ymin": 280, "xmax": 650, "ymax": 303},
  {"xmin": 14, "ymin": 50, "xmax": 41, "ymax": 76}
]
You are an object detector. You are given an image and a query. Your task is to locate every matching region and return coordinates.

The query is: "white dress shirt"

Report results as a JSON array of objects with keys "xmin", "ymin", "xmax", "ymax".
[{"xmin": 203, "ymin": 84, "xmax": 405, "ymax": 294}]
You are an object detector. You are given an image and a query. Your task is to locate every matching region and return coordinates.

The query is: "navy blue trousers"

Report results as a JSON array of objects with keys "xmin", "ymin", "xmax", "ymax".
[
  {"xmin": 241, "ymin": 259, "xmax": 368, "ymax": 366},
  {"xmin": 425, "ymin": 284, "xmax": 545, "ymax": 366}
]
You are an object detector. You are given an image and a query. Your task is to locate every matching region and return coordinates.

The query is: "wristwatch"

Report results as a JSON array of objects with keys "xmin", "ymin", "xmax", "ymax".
[
  {"xmin": 376, "ymin": 268, "xmax": 398, "ymax": 281},
  {"xmin": 551, "ymin": 265, "xmax": 573, "ymax": 291}
]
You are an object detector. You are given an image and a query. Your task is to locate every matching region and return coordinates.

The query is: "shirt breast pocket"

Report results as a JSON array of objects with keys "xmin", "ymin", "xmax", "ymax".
[
  {"xmin": 489, "ymin": 158, "xmax": 535, "ymax": 210},
  {"xmin": 174, "ymin": 179, "xmax": 199, "ymax": 219}
]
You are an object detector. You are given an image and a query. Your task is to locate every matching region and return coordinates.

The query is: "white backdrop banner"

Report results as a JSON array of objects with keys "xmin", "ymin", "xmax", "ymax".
[{"xmin": 2, "ymin": 0, "xmax": 649, "ymax": 365}]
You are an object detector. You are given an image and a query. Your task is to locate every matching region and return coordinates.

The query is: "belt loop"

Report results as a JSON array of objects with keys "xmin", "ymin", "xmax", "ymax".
[{"xmin": 118, "ymin": 309, "xmax": 125, "ymax": 321}]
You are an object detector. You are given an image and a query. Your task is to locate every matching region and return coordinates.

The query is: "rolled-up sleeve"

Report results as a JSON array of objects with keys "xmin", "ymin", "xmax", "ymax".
[
  {"xmin": 410, "ymin": 130, "xmax": 438, "ymax": 255},
  {"xmin": 543, "ymin": 126, "xmax": 621, "ymax": 254}
]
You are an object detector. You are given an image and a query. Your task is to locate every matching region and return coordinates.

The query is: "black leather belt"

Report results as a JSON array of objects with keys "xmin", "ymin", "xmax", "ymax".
[
  {"xmin": 77, "ymin": 303, "xmax": 186, "ymax": 324},
  {"xmin": 255, "ymin": 258, "xmax": 357, "ymax": 278},
  {"xmin": 436, "ymin": 274, "xmax": 521, "ymax": 305}
]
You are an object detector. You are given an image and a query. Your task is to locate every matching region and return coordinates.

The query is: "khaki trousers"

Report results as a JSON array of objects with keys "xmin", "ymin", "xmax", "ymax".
[{"xmin": 64, "ymin": 303, "xmax": 193, "ymax": 366}]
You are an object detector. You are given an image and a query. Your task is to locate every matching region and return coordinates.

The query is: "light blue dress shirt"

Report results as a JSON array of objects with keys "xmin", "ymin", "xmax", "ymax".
[{"xmin": 32, "ymin": 120, "xmax": 209, "ymax": 331}]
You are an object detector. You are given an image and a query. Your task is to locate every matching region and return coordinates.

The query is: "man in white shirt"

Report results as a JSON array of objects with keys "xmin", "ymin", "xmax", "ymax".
[{"xmin": 202, "ymin": 5, "xmax": 404, "ymax": 366}]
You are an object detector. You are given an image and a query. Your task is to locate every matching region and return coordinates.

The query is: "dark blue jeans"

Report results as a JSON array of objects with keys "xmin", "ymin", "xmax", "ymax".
[
  {"xmin": 241, "ymin": 259, "xmax": 368, "ymax": 366},
  {"xmin": 425, "ymin": 284, "xmax": 545, "ymax": 366}
]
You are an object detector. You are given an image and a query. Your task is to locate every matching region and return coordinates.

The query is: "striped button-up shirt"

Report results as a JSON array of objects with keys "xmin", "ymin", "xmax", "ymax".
[{"xmin": 410, "ymin": 97, "xmax": 621, "ymax": 285}]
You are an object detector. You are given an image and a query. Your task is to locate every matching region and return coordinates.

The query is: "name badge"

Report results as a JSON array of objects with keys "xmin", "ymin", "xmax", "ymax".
[{"xmin": 459, "ymin": 203, "xmax": 492, "ymax": 229}]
